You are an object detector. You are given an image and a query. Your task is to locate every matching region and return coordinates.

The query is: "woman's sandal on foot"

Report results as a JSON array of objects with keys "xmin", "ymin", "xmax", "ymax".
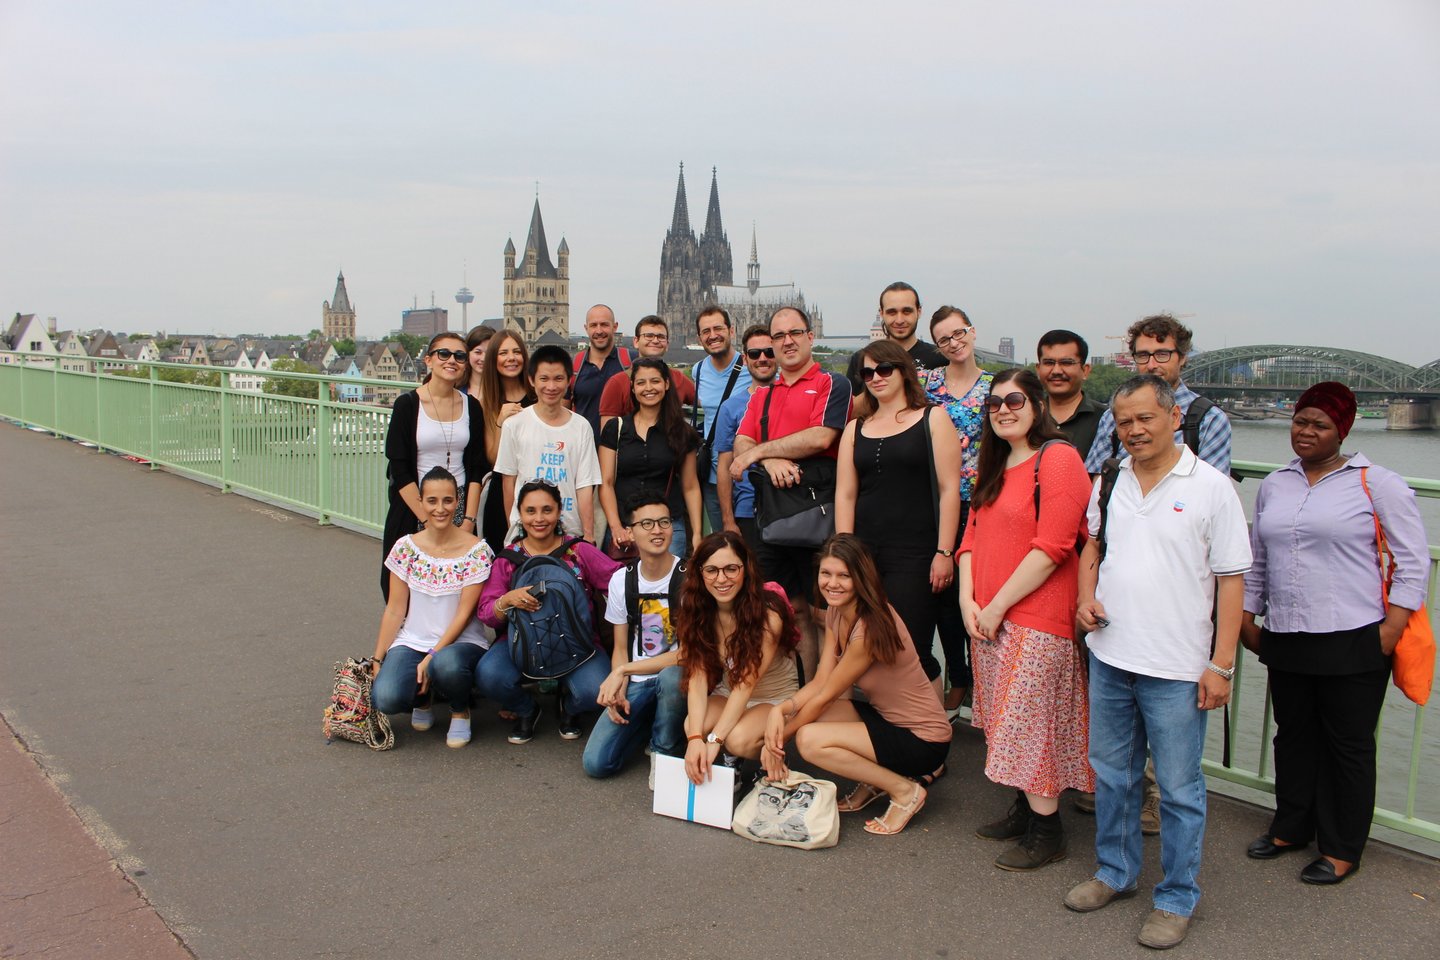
[
  {"xmin": 838, "ymin": 783, "xmax": 886, "ymax": 813},
  {"xmin": 864, "ymin": 783, "xmax": 927, "ymax": 836}
]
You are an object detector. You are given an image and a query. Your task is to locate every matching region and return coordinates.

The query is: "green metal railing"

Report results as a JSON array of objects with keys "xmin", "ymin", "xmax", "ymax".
[{"xmin": 1, "ymin": 351, "xmax": 1436, "ymax": 849}]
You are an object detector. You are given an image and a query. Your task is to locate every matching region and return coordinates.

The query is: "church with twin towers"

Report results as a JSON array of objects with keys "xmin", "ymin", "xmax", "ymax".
[{"xmin": 656, "ymin": 164, "xmax": 822, "ymax": 338}]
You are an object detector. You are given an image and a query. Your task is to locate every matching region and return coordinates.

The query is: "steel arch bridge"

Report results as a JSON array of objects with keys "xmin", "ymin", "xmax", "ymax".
[{"xmin": 1185, "ymin": 345, "xmax": 1440, "ymax": 394}]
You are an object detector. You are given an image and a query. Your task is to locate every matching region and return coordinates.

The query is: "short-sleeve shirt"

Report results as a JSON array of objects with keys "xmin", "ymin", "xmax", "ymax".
[
  {"xmin": 692, "ymin": 354, "xmax": 751, "ymax": 482},
  {"xmin": 736, "ymin": 362, "xmax": 851, "ymax": 458},
  {"xmin": 384, "ymin": 536, "xmax": 495, "ymax": 651},
  {"xmin": 1054, "ymin": 391, "xmax": 1107, "ymax": 462},
  {"xmin": 1084, "ymin": 381, "xmax": 1232, "ymax": 476},
  {"xmin": 603, "ymin": 556, "xmax": 682, "ymax": 682},
  {"xmin": 599, "ymin": 367, "xmax": 697, "ymax": 419},
  {"xmin": 493, "ymin": 406, "xmax": 602, "ymax": 536},
  {"xmin": 924, "ymin": 367, "xmax": 993, "ymax": 501},
  {"xmin": 714, "ymin": 388, "xmax": 759, "ymax": 518},
  {"xmin": 599, "ymin": 414, "xmax": 698, "ymax": 519},
  {"xmin": 571, "ymin": 348, "xmax": 629, "ymax": 439},
  {"xmin": 1084, "ymin": 446, "xmax": 1252, "ymax": 681}
]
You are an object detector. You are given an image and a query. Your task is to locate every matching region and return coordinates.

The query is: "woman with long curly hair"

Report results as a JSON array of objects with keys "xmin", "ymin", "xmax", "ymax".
[
  {"xmin": 959, "ymin": 368, "xmax": 1093, "ymax": 871},
  {"xmin": 677, "ymin": 531, "xmax": 798, "ymax": 785},
  {"xmin": 762, "ymin": 534, "xmax": 952, "ymax": 836}
]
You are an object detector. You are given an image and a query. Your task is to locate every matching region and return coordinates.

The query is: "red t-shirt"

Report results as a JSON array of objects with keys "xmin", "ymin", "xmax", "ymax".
[
  {"xmin": 598, "ymin": 368, "xmax": 696, "ymax": 418},
  {"xmin": 736, "ymin": 362, "xmax": 851, "ymax": 458},
  {"xmin": 958, "ymin": 442, "xmax": 1091, "ymax": 639}
]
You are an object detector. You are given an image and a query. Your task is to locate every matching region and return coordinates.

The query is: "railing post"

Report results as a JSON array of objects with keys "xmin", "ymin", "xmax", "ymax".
[
  {"xmin": 94, "ymin": 360, "xmax": 105, "ymax": 453},
  {"xmin": 148, "ymin": 363, "xmax": 159, "ymax": 469},
  {"xmin": 316, "ymin": 378, "xmax": 332, "ymax": 525},
  {"xmin": 219, "ymin": 370, "xmax": 233, "ymax": 492},
  {"xmin": 51, "ymin": 356, "xmax": 60, "ymax": 437}
]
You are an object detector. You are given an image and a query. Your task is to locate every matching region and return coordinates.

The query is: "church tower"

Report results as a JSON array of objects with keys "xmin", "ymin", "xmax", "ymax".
[
  {"xmin": 698, "ymin": 167, "xmax": 734, "ymax": 294},
  {"xmin": 746, "ymin": 225, "xmax": 760, "ymax": 293},
  {"xmin": 656, "ymin": 163, "xmax": 703, "ymax": 329},
  {"xmin": 322, "ymin": 271, "xmax": 356, "ymax": 341},
  {"xmin": 503, "ymin": 197, "xmax": 570, "ymax": 346}
]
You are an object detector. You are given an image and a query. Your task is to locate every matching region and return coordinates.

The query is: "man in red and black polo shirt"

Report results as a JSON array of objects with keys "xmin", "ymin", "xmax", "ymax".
[{"xmin": 730, "ymin": 305, "xmax": 851, "ymax": 676}]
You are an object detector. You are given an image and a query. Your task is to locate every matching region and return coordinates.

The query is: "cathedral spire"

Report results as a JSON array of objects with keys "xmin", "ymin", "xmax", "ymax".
[
  {"xmin": 523, "ymin": 197, "xmax": 557, "ymax": 278},
  {"xmin": 669, "ymin": 163, "xmax": 691, "ymax": 236},
  {"xmin": 747, "ymin": 224, "xmax": 760, "ymax": 293},
  {"xmin": 702, "ymin": 167, "xmax": 724, "ymax": 240},
  {"xmin": 331, "ymin": 271, "xmax": 352, "ymax": 314}
]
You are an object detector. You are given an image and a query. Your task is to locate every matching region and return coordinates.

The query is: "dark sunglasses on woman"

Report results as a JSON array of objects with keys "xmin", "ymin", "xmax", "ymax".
[
  {"xmin": 428, "ymin": 348, "xmax": 467, "ymax": 361},
  {"xmin": 860, "ymin": 362, "xmax": 902, "ymax": 382},
  {"xmin": 983, "ymin": 392, "xmax": 1028, "ymax": 413}
]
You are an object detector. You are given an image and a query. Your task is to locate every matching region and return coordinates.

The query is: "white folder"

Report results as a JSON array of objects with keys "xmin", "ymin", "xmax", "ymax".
[{"xmin": 651, "ymin": 754, "xmax": 735, "ymax": 829}]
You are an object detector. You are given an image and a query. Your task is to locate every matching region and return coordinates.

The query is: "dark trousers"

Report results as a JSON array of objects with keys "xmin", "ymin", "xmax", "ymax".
[
  {"xmin": 870, "ymin": 546, "xmax": 942, "ymax": 681},
  {"xmin": 1268, "ymin": 665, "xmax": 1389, "ymax": 863},
  {"xmin": 935, "ymin": 501, "xmax": 971, "ymax": 690}
]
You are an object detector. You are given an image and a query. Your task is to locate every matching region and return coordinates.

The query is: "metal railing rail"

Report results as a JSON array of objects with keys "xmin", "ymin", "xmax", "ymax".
[{"xmin": 2, "ymin": 352, "xmax": 1436, "ymax": 848}]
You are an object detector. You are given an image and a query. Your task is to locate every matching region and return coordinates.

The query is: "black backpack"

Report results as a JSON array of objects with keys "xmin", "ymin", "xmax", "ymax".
[
  {"xmin": 499, "ymin": 537, "xmax": 597, "ymax": 680},
  {"xmin": 622, "ymin": 559, "xmax": 686, "ymax": 662}
]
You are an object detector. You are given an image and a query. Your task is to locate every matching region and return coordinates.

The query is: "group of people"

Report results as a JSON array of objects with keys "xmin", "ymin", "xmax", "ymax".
[{"xmin": 368, "ymin": 289, "xmax": 1428, "ymax": 951}]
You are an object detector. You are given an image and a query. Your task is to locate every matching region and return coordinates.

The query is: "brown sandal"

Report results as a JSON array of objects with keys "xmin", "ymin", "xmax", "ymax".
[
  {"xmin": 864, "ymin": 782, "xmax": 927, "ymax": 836},
  {"xmin": 838, "ymin": 782, "xmax": 886, "ymax": 813}
]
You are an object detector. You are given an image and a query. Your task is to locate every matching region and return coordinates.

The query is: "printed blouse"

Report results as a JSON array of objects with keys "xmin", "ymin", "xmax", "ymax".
[
  {"xmin": 384, "ymin": 536, "xmax": 495, "ymax": 651},
  {"xmin": 924, "ymin": 367, "xmax": 993, "ymax": 501}
]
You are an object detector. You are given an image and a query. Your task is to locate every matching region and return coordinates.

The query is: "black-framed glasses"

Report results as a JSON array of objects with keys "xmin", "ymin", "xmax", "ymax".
[
  {"xmin": 1133, "ymin": 349, "xmax": 1178, "ymax": 364},
  {"xmin": 630, "ymin": 517, "xmax": 673, "ymax": 532},
  {"xmin": 773, "ymin": 328, "xmax": 808, "ymax": 342},
  {"xmin": 1037, "ymin": 357, "xmax": 1082, "ymax": 368},
  {"xmin": 860, "ymin": 362, "xmax": 902, "ymax": 382},
  {"xmin": 702, "ymin": 563, "xmax": 743, "ymax": 580},
  {"xmin": 429, "ymin": 348, "xmax": 466, "ymax": 361},
  {"xmin": 638, "ymin": 332, "xmax": 669, "ymax": 342},
  {"xmin": 936, "ymin": 328, "xmax": 976, "ymax": 349},
  {"xmin": 746, "ymin": 347, "xmax": 775, "ymax": 360},
  {"xmin": 983, "ymin": 392, "xmax": 1028, "ymax": 414}
]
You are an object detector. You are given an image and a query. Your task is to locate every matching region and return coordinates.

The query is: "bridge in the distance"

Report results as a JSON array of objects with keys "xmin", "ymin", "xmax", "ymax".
[{"xmin": 1184, "ymin": 344, "xmax": 1440, "ymax": 398}]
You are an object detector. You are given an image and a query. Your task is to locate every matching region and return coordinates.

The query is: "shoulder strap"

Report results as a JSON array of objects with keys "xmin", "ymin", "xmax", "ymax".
[
  {"xmin": 923, "ymin": 407, "xmax": 939, "ymax": 528},
  {"xmin": 552, "ymin": 536, "xmax": 587, "ymax": 560},
  {"xmin": 669, "ymin": 559, "xmax": 687, "ymax": 613},
  {"xmin": 1032, "ymin": 439, "xmax": 1073, "ymax": 519},
  {"xmin": 573, "ymin": 352, "xmax": 585, "ymax": 374},
  {"xmin": 1358, "ymin": 467, "xmax": 1396, "ymax": 603},
  {"xmin": 618, "ymin": 347, "xmax": 632, "ymax": 369},
  {"xmin": 1182, "ymin": 395, "xmax": 1214, "ymax": 455},
  {"xmin": 701, "ymin": 355, "xmax": 747, "ymax": 443},
  {"xmin": 759, "ymin": 383, "xmax": 776, "ymax": 443},
  {"xmin": 624, "ymin": 562, "xmax": 641, "ymax": 654},
  {"xmin": 1095, "ymin": 458, "xmax": 1122, "ymax": 565}
]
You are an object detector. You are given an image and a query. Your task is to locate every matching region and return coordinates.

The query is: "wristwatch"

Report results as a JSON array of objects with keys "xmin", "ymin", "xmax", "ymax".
[
  {"xmin": 1205, "ymin": 662, "xmax": 1235, "ymax": 681},
  {"xmin": 935, "ymin": 547, "xmax": 954, "ymax": 558},
  {"xmin": 705, "ymin": 732, "xmax": 725, "ymax": 746}
]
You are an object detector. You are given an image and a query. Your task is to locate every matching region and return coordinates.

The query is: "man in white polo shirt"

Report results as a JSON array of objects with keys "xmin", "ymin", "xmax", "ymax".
[{"xmin": 1063, "ymin": 375, "xmax": 1250, "ymax": 952}]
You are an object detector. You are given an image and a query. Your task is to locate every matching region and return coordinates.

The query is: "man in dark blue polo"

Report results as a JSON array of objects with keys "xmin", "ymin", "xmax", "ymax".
[{"xmin": 571, "ymin": 303, "xmax": 630, "ymax": 439}]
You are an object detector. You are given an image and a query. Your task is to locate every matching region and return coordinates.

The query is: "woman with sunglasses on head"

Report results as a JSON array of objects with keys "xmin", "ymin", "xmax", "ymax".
[
  {"xmin": 958, "ymin": 368, "xmax": 1093, "ymax": 871},
  {"xmin": 475, "ymin": 330, "xmax": 536, "ymax": 554},
  {"xmin": 923, "ymin": 306, "xmax": 993, "ymax": 713},
  {"xmin": 835, "ymin": 340, "xmax": 961, "ymax": 713},
  {"xmin": 381, "ymin": 331, "xmax": 489, "ymax": 600},
  {"xmin": 677, "ymin": 531, "xmax": 799, "ymax": 785},
  {"xmin": 476, "ymin": 480, "xmax": 621, "ymax": 743},
  {"xmin": 762, "ymin": 535, "xmax": 952, "ymax": 836},
  {"xmin": 598, "ymin": 358, "xmax": 703, "ymax": 559}
]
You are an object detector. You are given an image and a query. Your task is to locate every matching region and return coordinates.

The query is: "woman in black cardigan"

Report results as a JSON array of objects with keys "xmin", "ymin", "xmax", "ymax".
[{"xmin": 382, "ymin": 331, "xmax": 491, "ymax": 599}]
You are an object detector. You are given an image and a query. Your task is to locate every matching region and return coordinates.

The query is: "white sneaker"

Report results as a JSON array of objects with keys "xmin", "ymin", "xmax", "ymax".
[
  {"xmin": 446, "ymin": 716, "xmax": 472, "ymax": 748},
  {"xmin": 411, "ymin": 707, "xmax": 435, "ymax": 732},
  {"xmin": 648, "ymin": 751, "xmax": 657, "ymax": 791}
]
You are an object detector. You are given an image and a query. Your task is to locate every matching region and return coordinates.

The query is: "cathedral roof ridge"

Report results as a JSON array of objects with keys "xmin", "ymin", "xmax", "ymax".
[{"xmin": 523, "ymin": 198, "xmax": 558, "ymax": 279}]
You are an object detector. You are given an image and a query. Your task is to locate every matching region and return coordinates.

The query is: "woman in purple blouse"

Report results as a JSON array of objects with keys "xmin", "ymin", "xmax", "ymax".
[{"xmin": 1239, "ymin": 382, "xmax": 1428, "ymax": 886}]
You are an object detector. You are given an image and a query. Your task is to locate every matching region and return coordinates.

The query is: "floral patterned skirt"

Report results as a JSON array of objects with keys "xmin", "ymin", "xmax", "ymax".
[{"xmin": 970, "ymin": 619, "xmax": 1094, "ymax": 797}]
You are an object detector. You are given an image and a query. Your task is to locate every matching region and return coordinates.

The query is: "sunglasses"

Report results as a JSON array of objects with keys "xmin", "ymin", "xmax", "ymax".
[
  {"xmin": 983, "ymin": 392, "xmax": 1028, "ymax": 414},
  {"xmin": 746, "ymin": 347, "xmax": 775, "ymax": 360},
  {"xmin": 429, "ymin": 348, "xmax": 466, "ymax": 361},
  {"xmin": 860, "ymin": 362, "xmax": 902, "ymax": 382}
]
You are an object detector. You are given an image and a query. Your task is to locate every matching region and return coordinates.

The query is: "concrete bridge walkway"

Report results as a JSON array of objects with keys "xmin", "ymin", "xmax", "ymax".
[{"xmin": 1, "ymin": 422, "xmax": 1436, "ymax": 960}]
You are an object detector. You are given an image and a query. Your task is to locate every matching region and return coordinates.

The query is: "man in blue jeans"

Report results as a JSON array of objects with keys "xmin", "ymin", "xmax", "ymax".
[
  {"xmin": 1067, "ymin": 375, "xmax": 1251, "ymax": 951},
  {"xmin": 583, "ymin": 493, "xmax": 687, "ymax": 781}
]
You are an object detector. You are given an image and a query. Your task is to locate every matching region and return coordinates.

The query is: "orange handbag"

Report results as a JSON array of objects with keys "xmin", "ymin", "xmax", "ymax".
[{"xmin": 1360, "ymin": 468, "xmax": 1436, "ymax": 706}]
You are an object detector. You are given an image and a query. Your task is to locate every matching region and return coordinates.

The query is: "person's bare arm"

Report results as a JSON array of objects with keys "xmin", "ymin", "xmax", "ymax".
[
  {"xmin": 833, "ymin": 421, "xmax": 858, "ymax": 533},
  {"xmin": 732, "ymin": 426, "xmax": 839, "ymax": 470}
]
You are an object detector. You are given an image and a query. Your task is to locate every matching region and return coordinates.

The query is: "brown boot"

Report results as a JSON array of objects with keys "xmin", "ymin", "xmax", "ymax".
[
  {"xmin": 976, "ymin": 790, "xmax": 1031, "ymax": 841},
  {"xmin": 995, "ymin": 811, "xmax": 1067, "ymax": 871}
]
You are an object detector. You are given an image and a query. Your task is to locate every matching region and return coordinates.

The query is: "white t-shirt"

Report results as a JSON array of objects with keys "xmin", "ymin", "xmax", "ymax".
[
  {"xmin": 415, "ymin": 396, "xmax": 470, "ymax": 489},
  {"xmin": 384, "ymin": 536, "xmax": 494, "ymax": 651},
  {"xmin": 494, "ymin": 406, "xmax": 602, "ymax": 537},
  {"xmin": 1085, "ymin": 446, "xmax": 1251, "ymax": 682},
  {"xmin": 603, "ymin": 556, "xmax": 682, "ymax": 683}
]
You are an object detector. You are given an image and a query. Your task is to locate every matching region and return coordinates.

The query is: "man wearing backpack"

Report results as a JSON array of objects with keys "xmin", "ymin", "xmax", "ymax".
[
  {"xmin": 691, "ymin": 306, "xmax": 750, "ymax": 535},
  {"xmin": 571, "ymin": 304, "xmax": 632, "ymax": 439},
  {"xmin": 582, "ymin": 493, "xmax": 688, "ymax": 781}
]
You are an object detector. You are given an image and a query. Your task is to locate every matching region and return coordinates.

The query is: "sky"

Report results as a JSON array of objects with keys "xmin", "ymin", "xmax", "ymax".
[{"xmin": 1, "ymin": 1, "xmax": 1437, "ymax": 363}]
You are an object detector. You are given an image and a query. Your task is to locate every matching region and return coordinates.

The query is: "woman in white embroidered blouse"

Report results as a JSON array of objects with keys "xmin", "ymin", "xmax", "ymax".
[{"xmin": 371, "ymin": 467, "xmax": 495, "ymax": 748}]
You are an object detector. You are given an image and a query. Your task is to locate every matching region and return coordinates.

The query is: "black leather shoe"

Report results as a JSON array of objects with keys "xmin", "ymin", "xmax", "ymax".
[
  {"xmin": 1246, "ymin": 833, "xmax": 1309, "ymax": 860},
  {"xmin": 507, "ymin": 707, "xmax": 540, "ymax": 744},
  {"xmin": 1301, "ymin": 857, "xmax": 1357, "ymax": 885}
]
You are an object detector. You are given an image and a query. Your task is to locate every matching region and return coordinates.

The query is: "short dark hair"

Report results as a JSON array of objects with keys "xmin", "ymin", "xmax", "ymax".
[
  {"xmin": 769, "ymin": 305, "xmax": 811, "ymax": 332},
  {"xmin": 1037, "ymin": 329, "xmax": 1089, "ymax": 363},
  {"xmin": 1126, "ymin": 314, "xmax": 1193, "ymax": 356},
  {"xmin": 740, "ymin": 324, "xmax": 771, "ymax": 348},
  {"xmin": 528, "ymin": 344, "xmax": 571, "ymax": 377},
  {"xmin": 420, "ymin": 466, "xmax": 458, "ymax": 494},
  {"xmin": 1113, "ymin": 374, "xmax": 1177, "ymax": 412},
  {"xmin": 635, "ymin": 315, "xmax": 668, "ymax": 337},
  {"xmin": 696, "ymin": 305, "xmax": 730, "ymax": 330},
  {"xmin": 929, "ymin": 305, "xmax": 970, "ymax": 336},
  {"xmin": 623, "ymin": 491, "xmax": 670, "ymax": 526},
  {"xmin": 879, "ymin": 281, "xmax": 921, "ymax": 312}
]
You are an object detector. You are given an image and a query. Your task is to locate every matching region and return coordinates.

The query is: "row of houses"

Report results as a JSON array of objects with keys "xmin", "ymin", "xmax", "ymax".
[{"xmin": 2, "ymin": 314, "xmax": 421, "ymax": 405}]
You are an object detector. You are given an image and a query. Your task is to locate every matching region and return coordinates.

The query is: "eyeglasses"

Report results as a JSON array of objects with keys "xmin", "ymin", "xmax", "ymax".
[
  {"xmin": 983, "ymin": 392, "xmax": 1028, "ymax": 414},
  {"xmin": 630, "ymin": 517, "xmax": 673, "ymax": 532},
  {"xmin": 1133, "ymin": 349, "xmax": 1178, "ymax": 364},
  {"xmin": 429, "ymin": 348, "xmax": 466, "ymax": 361},
  {"xmin": 638, "ymin": 332, "xmax": 669, "ymax": 342},
  {"xmin": 860, "ymin": 362, "xmax": 902, "ymax": 382},
  {"xmin": 746, "ymin": 347, "xmax": 775, "ymax": 360},
  {"xmin": 1037, "ymin": 358, "xmax": 1082, "ymax": 368},
  {"xmin": 772, "ymin": 328, "xmax": 808, "ymax": 342},
  {"xmin": 701, "ymin": 563, "xmax": 744, "ymax": 580},
  {"xmin": 936, "ymin": 328, "xmax": 976, "ymax": 349}
]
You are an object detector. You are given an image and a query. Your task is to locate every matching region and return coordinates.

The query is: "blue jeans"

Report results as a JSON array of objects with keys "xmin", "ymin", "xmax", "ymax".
[
  {"xmin": 371, "ymin": 644, "xmax": 484, "ymax": 715},
  {"xmin": 1088, "ymin": 654, "xmax": 1209, "ymax": 917},
  {"xmin": 582, "ymin": 666, "xmax": 687, "ymax": 778},
  {"xmin": 702, "ymin": 481, "xmax": 723, "ymax": 535},
  {"xmin": 475, "ymin": 641, "xmax": 610, "ymax": 717}
]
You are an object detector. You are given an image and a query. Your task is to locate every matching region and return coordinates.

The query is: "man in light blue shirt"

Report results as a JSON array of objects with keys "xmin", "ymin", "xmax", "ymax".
[
  {"xmin": 690, "ymin": 305, "xmax": 751, "ymax": 533},
  {"xmin": 714, "ymin": 325, "xmax": 776, "ymax": 546}
]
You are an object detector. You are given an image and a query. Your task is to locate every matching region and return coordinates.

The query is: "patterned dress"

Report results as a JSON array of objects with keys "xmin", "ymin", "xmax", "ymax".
[{"xmin": 923, "ymin": 368, "xmax": 993, "ymax": 503}]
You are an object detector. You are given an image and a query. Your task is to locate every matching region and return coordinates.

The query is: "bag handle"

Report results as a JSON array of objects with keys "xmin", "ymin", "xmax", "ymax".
[{"xmin": 1359, "ymin": 466, "xmax": 1397, "ymax": 605}]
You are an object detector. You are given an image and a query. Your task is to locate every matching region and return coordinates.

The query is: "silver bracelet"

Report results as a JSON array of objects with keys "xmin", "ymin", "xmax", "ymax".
[{"xmin": 1204, "ymin": 661, "xmax": 1234, "ymax": 681}]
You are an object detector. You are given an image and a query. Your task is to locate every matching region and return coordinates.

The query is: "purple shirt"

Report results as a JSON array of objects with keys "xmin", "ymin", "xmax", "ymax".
[{"xmin": 1244, "ymin": 453, "xmax": 1428, "ymax": 633}]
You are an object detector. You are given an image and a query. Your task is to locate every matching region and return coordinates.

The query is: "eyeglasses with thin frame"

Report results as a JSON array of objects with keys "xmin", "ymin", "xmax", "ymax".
[
  {"xmin": 746, "ymin": 347, "xmax": 775, "ymax": 360},
  {"xmin": 772, "ymin": 328, "xmax": 808, "ymax": 342},
  {"xmin": 983, "ymin": 392, "xmax": 1028, "ymax": 414},
  {"xmin": 638, "ymin": 332, "xmax": 669, "ymax": 342},
  {"xmin": 701, "ymin": 563, "xmax": 743, "ymax": 580},
  {"xmin": 1132, "ymin": 349, "xmax": 1178, "ymax": 364},
  {"xmin": 860, "ymin": 362, "xmax": 902, "ymax": 382},
  {"xmin": 1037, "ymin": 357, "xmax": 1082, "ymax": 369},
  {"xmin": 936, "ymin": 327, "xmax": 976, "ymax": 349},
  {"xmin": 428, "ymin": 348, "xmax": 466, "ymax": 361},
  {"xmin": 629, "ymin": 517, "xmax": 673, "ymax": 532}
]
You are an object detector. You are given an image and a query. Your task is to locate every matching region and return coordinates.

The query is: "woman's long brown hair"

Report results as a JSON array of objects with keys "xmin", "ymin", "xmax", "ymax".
[
  {"xmin": 852, "ymin": 339, "xmax": 928, "ymax": 420},
  {"xmin": 677, "ymin": 531, "xmax": 796, "ymax": 691},
  {"xmin": 477, "ymin": 330, "xmax": 534, "ymax": 436},
  {"xmin": 970, "ymin": 367, "xmax": 1066, "ymax": 510},
  {"xmin": 818, "ymin": 534, "xmax": 903, "ymax": 664}
]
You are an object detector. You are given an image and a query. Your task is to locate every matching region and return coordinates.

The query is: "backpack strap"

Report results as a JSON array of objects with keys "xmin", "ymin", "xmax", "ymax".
[
  {"xmin": 572, "ymin": 351, "xmax": 585, "ymax": 375},
  {"xmin": 499, "ymin": 547, "xmax": 529, "ymax": 570},
  {"xmin": 923, "ymin": 407, "xmax": 939, "ymax": 528},
  {"xmin": 618, "ymin": 347, "xmax": 632, "ymax": 369},
  {"xmin": 1032, "ymin": 438, "xmax": 1073, "ymax": 519},
  {"xmin": 1094, "ymin": 458, "xmax": 1122, "ymax": 565},
  {"xmin": 624, "ymin": 562, "xmax": 641, "ymax": 659},
  {"xmin": 1182, "ymin": 395, "xmax": 1214, "ymax": 456},
  {"xmin": 551, "ymin": 536, "xmax": 587, "ymax": 559}
]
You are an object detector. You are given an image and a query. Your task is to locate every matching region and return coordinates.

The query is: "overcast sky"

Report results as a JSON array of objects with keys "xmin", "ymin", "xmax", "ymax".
[{"xmin": 1, "ymin": 1, "xmax": 1436, "ymax": 363}]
